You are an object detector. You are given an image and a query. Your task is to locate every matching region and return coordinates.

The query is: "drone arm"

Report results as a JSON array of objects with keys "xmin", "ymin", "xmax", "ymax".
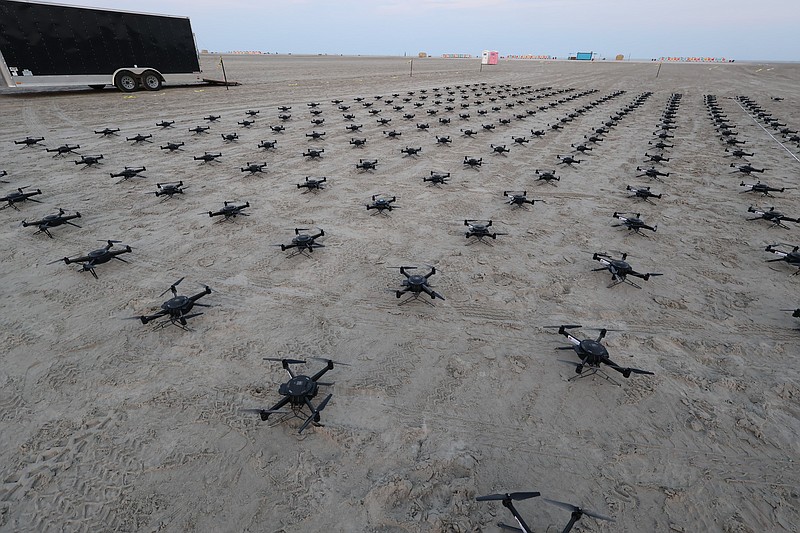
[
  {"xmin": 502, "ymin": 501, "xmax": 533, "ymax": 533},
  {"xmin": 310, "ymin": 361, "xmax": 334, "ymax": 382},
  {"xmin": 265, "ymin": 395, "xmax": 292, "ymax": 417},
  {"xmin": 560, "ymin": 512, "xmax": 582, "ymax": 533}
]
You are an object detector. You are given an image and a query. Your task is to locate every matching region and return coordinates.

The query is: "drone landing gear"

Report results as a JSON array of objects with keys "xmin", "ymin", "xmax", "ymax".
[
  {"xmin": 466, "ymin": 236, "xmax": 494, "ymax": 247},
  {"xmin": 396, "ymin": 292, "xmax": 437, "ymax": 307},
  {"xmin": 568, "ymin": 366, "xmax": 622, "ymax": 387}
]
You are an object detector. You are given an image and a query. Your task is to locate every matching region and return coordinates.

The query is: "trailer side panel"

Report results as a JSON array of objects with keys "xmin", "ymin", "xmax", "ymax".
[{"xmin": 0, "ymin": 0, "xmax": 200, "ymax": 77}]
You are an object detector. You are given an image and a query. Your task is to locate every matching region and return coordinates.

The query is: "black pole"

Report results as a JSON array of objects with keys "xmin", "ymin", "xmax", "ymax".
[
  {"xmin": 220, "ymin": 56, "xmax": 229, "ymax": 90},
  {"xmin": 410, "ymin": 59, "xmax": 413, "ymax": 77},
  {"xmin": 655, "ymin": 62, "xmax": 662, "ymax": 78}
]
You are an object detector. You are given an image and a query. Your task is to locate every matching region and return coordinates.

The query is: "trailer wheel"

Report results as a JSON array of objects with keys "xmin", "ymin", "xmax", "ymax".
[
  {"xmin": 141, "ymin": 71, "xmax": 162, "ymax": 91},
  {"xmin": 89, "ymin": 84, "xmax": 106, "ymax": 90},
  {"xmin": 114, "ymin": 71, "xmax": 138, "ymax": 92}
]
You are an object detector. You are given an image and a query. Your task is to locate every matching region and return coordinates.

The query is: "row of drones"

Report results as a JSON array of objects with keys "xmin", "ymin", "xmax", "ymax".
[{"xmin": 705, "ymin": 95, "xmax": 800, "ymax": 287}]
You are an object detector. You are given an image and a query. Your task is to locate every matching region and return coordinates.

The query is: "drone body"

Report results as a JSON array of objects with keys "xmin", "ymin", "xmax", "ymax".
[
  {"xmin": 188, "ymin": 126, "xmax": 210, "ymax": 134},
  {"xmin": 297, "ymin": 176, "xmax": 327, "ymax": 192},
  {"xmin": 303, "ymin": 148, "xmax": 324, "ymax": 158},
  {"xmin": 126, "ymin": 133, "xmax": 153, "ymax": 144},
  {"xmin": 535, "ymin": 169, "xmax": 560, "ymax": 185},
  {"xmin": 152, "ymin": 181, "xmax": 186, "ymax": 199},
  {"xmin": 241, "ymin": 162, "xmax": 267, "ymax": 174},
  {"xmin": 504, "ymin": 191, "xmax": 540, "ymax": 209},
  {"xmin": 1, "ymin": 186, "xmax": 43, "ymax": 209},
  {"xmin": 613, "ymin": 212, "xmax": 657, "ymax": 235},
  {"xmin": 75, "ymin": 154, "xmax": 104, "ymax": 167},
  {"xmin": 135, "ymin": 277, "xmax": 211, "ymax": 329},
  {"xmin": 592, "ymin": 252, "xmax": 661, "ymax": 289},
  {"xmin": 194, "ymin": 152, "xmax": 222, "ymax": 163},
  {"xmin": 366, "ymin": 195, "xmax": 399, "ymax": 215},
  {"xmin": 242, "ymin": 358, "xmax": 341, "ymax": 433},
  {"xmin": 464, "ymin": 219, "xmax": 506, "ymax": 245},
  {"xmin": 395, "ymin": 266, "xmax": 444, "ymax": 305},
  {"xmin": 356, "ymin": 159, "xmax": 378, "ymax": 171},
  {"xmin": 208, "ymin": 201, "xmax": 250, "ymax": 221},
  {"xmin": 553, "ymin": 325, "xmax": 654, "ymax": 384},
  {"xmin": 423, "ymin": 171, "xmax": 450, "ymax": 186},
  {"xmin": 156, "ymin": 120, "xmax": 174, "ymax": 128},
  {"xmin": 22, "ymin": 209, "xmax": 81, "ymax": 237},
  {"xmin": 111, "ymin": 166, "xmax": 147, "ymax": 180},
  {"xmin": 57, "ymin": 240, "xmax": 131, "ymax": 278},
  {"xmin": 278, "ymin": 228, "xmax": 325, "ymax": 256},
  {"xmin": 748, "ymin": 206, "xmax": 799, "ymax": 228},
  {"xmin": 626, "ymin": 185, "xmax": 662, "ymax": 204},
  {"xmin": 160, "ymin": 142, "xmax": 185, "ymax": 152},
  {"xmin": 764, "ymin": 244, "xmax": 800, "ymax": 274}
]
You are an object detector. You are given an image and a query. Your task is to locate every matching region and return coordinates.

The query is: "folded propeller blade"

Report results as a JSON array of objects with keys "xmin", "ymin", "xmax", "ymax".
[{"xmin": 542, "ymin": 498, "xmax": 615, "ymax": 522}]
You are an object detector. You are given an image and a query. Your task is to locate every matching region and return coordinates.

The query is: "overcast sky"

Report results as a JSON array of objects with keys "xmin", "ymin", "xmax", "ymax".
[{"xmin": 51, "ymin": 0, "xmax": 799, "ymax": 60}]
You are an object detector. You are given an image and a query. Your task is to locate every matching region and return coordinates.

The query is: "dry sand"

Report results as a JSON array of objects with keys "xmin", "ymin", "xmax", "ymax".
[{"xmin": 1, "ymin": 55, "xmax": 799, "ymax": 532}]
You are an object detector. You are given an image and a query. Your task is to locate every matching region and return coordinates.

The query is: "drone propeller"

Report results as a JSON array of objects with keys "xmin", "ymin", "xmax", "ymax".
[
  {"xmin": 159, "ymin": 277, "xmax": 185, "ymax": 297},
  {"xmin": 604, "ymin": 361, "xmax": 654, "ymax": 376},
  {"xmin": 476, "ymin": 492, "xmax": 541, "ymax": 502},
  {"xmin": 299, "ymin": 393, "xmax": 332, "ymax": 433},
  {"xmin": 309, "ymin": 356, "xmax": 351, "ymax": 366},
  {"xmin": 543, "ymin": 324, "xmax": 582, "ymax": 330},
  {"xmin": 263, "ymin": 357, "xmax": 306, "ymax": 365},
  {"xmin": 542, "ymin": 498, "xmax": 615, "ymax": 522},
  {"xmin": 387, "ymin": 265, "xmax": 417, "ymax": 270}
]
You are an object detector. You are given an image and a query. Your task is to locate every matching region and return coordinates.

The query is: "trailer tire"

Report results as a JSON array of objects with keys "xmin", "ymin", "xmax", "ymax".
[
  {"xmin": 141, "ymin": 71, "xmax": 162, "ymax": 91},
  {"xmin": 114, "ymin": 71, "xmax": 138, "ymax": 92},
  {"xmin": 89, "ymin": 84, "xmax": 106, "ymax": 90}
]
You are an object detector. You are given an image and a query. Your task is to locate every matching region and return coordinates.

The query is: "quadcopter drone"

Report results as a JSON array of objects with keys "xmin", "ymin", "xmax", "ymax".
[
  {"xmin": 464, "ymin": 219, "xmax": 507, "ymax": 245},
  {"xmin": 188, "ymin": 126, "xmax": 210, "ymax": 134},
  {"xmin": 626, "ymin": 185, "xmax": 662, "ymax": 203},
  {"xmin": 461, "ymin": 128, "xmax": 478, "ymax": 137},
  {"xmin": 393, "ymin": 266, "xmax": 444, "ymax": 305},
  {"xmin": 94, "ymin": 127, "xmax": 119, "ymax": 136},
  {"xmin": 302, "ymin": 148, "xmax": 325, "ymax": 159},
  {"xmin": 435, "ymin": 136, "xmax": 452, "ymax": 144},
  {"xmin": 512, "ymin": 136, "xmax": 530, "ymax": 145},
  {"xmin": 160, "ymin": 142, "xmax": 185, "ymax": 152},
  {"xmin": 132, "ymin": 277, "xmax": 212, "ymax": 329},
  {"xmin": 297, "ymin": 176, "xmax": 327, "ymax": 192},
  {"xmin": 366, "ymin": 195, "xmax": 399, "ymax": 215},
  {"xmin": 207, "ymin": 201, "xmax": 250, "ymax": 221},
  {"xmin": 550, "ymin": 325, "xmax": 654, "ymax": 384},
  {"xmin": 356, "ymin": 159, "xmax": 378, "ymax": 171},
  {"xmin": 731, "ymin": 163, "xmax": 767, "ymax": 175},
  {"xmin": 724, "ymin": 148, "xmax": 754, "ymax": 158},
  {"xmin": 592, "ymin": 252, "xmax": 662, "ymax": 289},
  {"xmin": 258, "ymin": 140, "xmax": 277, "ymax": 150},
  {"xmin": 242, "ymin": 357, "xmax": 344, "ymax": 433},
  {"xmin": 203, "ymin": 115, "xmax": 221, "ymax": 122},
  {"xmin": 46, "ymin": 144, "xmax": 80, "ymax": 157},
  {"xmin": 416, "ymin": 123, "xmax": 430, "ymax": 130},
  {"xmin": 476, "ymin": 491, "xmax": 614, "ymax": 533},
  {"xmin": 464, "ymin": 157, "xmax": 483, "ymax": 168},
  {"xmin": 1, "ymin": 186, "xmax": 42, "ymax": 209},
  {"xmin": 271, "ymin": 125, "xmax": 286, "ymax": 133},
  {"xmin": 126, "ymin": 133, "xmax": 153, "ymax": 144},
  {"xmin": 246, "ymin": 110, "xmax": 260, "ymax": 116},
  {"xmin": 644, "ymin": 153, "xmax": 669, "ymax": 163},
  {"xmin": 14, "ymin": 137, "xmax": 45, "ymax": 147},
  {"xmin": 491, "ymin": 144, "xmax": 511, "ymax": 155},
  {"xmin": 612, "ymin": 212, "xmax": 657, "ymax": 235},
  {"xmin": 636, "ymin": 166, "xmax": 670, "ymax": 180},
  {"xmin": 764, "ymin": 243, "xmax": 800, "ymax": 273},
  {"xmin": 401, "ymin": 146, "xmax": 422, "ymax": 156},
  {"xmin": 740, "ymin": 181, "xmax": 789, "ymax": 197},
  {"xmin": 345, "ymin": 124, "xmax": 363, "ymax": 132},
  {"xmin": 22, "ymin": 208, "xmax": 81, "ymax": 237},
  {"xmin": 74, "ymin": 154, "xmax": 104, "ymax": 167},
  {"xmin": 276, "ymin": 228, "xmax": 325, "ymax": 256},
  {"xmin": 504, "ymin": 191, "xmax": 542, "ymax": 209},
  {"xmin": 350, "ymin": 138, "xmax": 367, "ymax": 148},
  {"xmin": 556, "ymin": 155, "xmax": 582, "ymax": 165},
  {"xmin": 110, "ymin": 166, "xmax": 147, "ymax": 180},
  {"xmin": 423, "ymin": 171, "xmax": 450, "ymax": 186},
  {"xmin": 535, "ymin": 169, "xmax": 560, "ymax": 185},
  {"xmin": 383, "ymin": 130, "xmax": 401, "ymax": 138},
  {"xmin": 571, "ymin": 143, "xmax": 592, "ymax": 153},
  {"xmin": 221, "ymin": 133, "xmax": 239, "ymax": 142},
  {"xmin": 194, "ymin": 152, "xmax": 222, "ymax": 163},
  {"xmin": 238, "ymin": 119, "xmax": 255, "ymax": 127},
  {"xmin": 747, "ymin": 206, "xmax": 799, "ymax": 228},
  {"xmin": 306, "ymin": 131, "xmax": 326, "ymax": 140},
  {"xmin": 150, "ymin": 181, "xmax": 187, "ymax": 199},
  {"xmin": 241, "ymin": 162, "xmax": 267, "ymax": 174},
  {"xmin": 156, "ymin": 120, "xmax": 174, "ymax": 128},
  {"xmin": 276, "ymin": 113, "xmax": 291, "ymax": 121},
  {"xmin": 53, "ymin": 239, "xmax": 131, "ymax": 279}
]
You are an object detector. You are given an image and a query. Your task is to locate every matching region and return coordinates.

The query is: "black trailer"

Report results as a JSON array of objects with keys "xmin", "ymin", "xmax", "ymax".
[{"xmin": 0, "ymin": 0, "xmax": 202, "ymax": 91}]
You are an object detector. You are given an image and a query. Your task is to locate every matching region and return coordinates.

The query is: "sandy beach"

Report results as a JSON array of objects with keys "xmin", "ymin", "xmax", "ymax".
[{"xmin": 1, "ymin": 55, "xmax": 798, "ymax": 532}]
